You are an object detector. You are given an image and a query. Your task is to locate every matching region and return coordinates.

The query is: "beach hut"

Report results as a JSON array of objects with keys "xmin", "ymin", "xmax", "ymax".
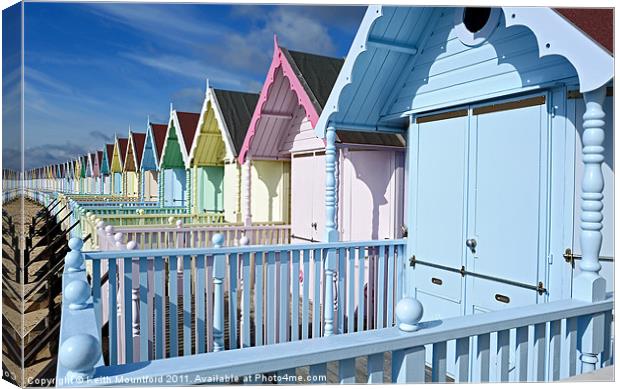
[
  {"xmin": 314, "ymin": 6, "xmax": 614, "ymax": 317},
  {"xmin": 140, "ymin": 121, "xmax": 167, "ymax": 202},
  {"xmin": 91, "ymin": 153, "xmax": 100, "ymax": 194},
  {"xmin": 85, "ymin": 153, "xmax": 95, "ymax": 194},
  {"xmin": 124, "ymin": 131, "xmax": 146, "ymax": 198},
  {"xmin": 96, "ymin": 150, "xmax": 104, "ymax": 194},
  {"xmin": 110, "ymin": 136, "xmax": 128, "ymax": 196},
  {"xmin": 238, "ymin": 37, "xmax": 406, "ymax": 241},
  {"xmin": 159, "ymin": 106, "xmax": 200, "ymax": 208},
  {"xmin": 74, "ymin": 158, "xmax": 82, "ymax": 193},
  {"xmin": 103, "ymin": 144, "xmax": 114, "ymax": 195},
  {"xmin": 188, "ymin": 82, "xmax": 259, "ymax": 220}
]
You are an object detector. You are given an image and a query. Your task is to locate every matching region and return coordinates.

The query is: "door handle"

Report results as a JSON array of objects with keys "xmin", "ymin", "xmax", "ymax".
[
  {"xmin": 466, "ymin": 238, "xmax": 477, "ymax": 253},
  {"xmin": 311, "ymin": 222, "xmax": 317, "ymax": 230}
]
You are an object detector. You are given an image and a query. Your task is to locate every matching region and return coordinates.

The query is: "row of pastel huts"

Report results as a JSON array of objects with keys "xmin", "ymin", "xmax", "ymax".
[
  {"xmin": 26, "ymin": 37, "xmax": 405, "ymax": 249},
  {"xmin": 19, "ymin": 5, "xmax": 615, "ymax": 385}
]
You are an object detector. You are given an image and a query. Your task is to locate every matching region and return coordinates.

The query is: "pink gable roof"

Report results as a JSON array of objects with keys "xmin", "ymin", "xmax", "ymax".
[{"xmin": 238, "ymin": 36, "xmax": 337, "ymax": 165}]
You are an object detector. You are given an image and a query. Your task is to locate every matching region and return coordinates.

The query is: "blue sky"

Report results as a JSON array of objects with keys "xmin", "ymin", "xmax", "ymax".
[{"xmin": 15, "ymin": 2, "xmax": 364, "ymax": 170}]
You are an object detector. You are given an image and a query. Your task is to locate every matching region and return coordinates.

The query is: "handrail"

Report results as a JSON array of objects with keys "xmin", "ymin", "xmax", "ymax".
[
  {"xmin": 84, "ymin": 239, "xmax": 408, "ymax": 260},
  {"xmin": 87, "ymin": 297, "xmax": 614, "ymax": 384}
]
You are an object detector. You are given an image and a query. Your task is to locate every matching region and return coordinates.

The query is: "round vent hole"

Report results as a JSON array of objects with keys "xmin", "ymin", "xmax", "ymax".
[{"xmin": 463, "ymin": 7, "xmax": 492, "ymax": 33}]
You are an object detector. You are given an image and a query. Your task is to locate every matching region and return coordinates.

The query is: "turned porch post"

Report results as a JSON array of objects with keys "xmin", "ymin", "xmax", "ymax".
[
  {"xmin": 242, "ymin": 160, "xmax": 252, "ymax": 228},
  {"xmin": 324, "ymin": 126, "xmax": 338, "ymax": 336},
  {"xmin": 574, "ymin": 85, "xmax": 607, "ymax": 373}
]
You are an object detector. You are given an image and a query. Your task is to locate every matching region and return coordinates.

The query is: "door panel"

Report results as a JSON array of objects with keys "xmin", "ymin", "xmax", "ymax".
[
  {"xmin": 291, "ymin": 155, "xmax": 314, "ymax": 242},
  {"xmin": 466, "ymin": 100, "xmax": 547, "ymax": 312},
  {"xmin": 468, "ymin": 104, "xmax": 545, "ymax": 284},
  {"xmin": 410, "ymin": 114, "xmax": 468, "ymax": 318},
  {"xmin": 408, "ymin": 93, "xmax": 550, "ymax": 320},
  {"xmin": 312, "ymin": 154, "xmax": 326, "ymax": 241}
]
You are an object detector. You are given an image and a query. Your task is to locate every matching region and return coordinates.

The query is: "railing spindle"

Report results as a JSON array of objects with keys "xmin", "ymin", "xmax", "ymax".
[
  {"xmin": 475, "ymin": 333, "xmax": 490, "ymax": 382},
  {"xmin": 514, "ymin": 326, "xmax": 529, "ymax": 381},
  {"xmin": 454, "ymin": 337, "xmax": 470, "ymax": 382},
  {"xmin": 153, "ymin": 256, "xmax": 164, "ymax": 359},
  {"xmin": 532, "ymin": 323, "xmax": 546, "ymax": 381},
  {"xmin": 266, "ymin": 251, "xmax": 276, "ymax": 344},
  {"xmin": 229, "ymin": 253, "xmax": 239, "ymax": 350},
  {"xmin": 291, "ymin": 250, "xmax": 300, "ymax": 341},
  {"xmin": 168, "ymin": 256, "xmax": 179, "ymax": 357},
  {"xmin": 357, "ymin": 247, "xmax": 365, "ymax": 332},
  {"xmin": 432, "ymin": 341, "xmax": 447, "ymax": 382},
  {"xmin": 139, "ymin": 257, "xmax": 149, "ymax": 361},
  {"xmin": 254, "ymin": 251, "xmax": 264, "ymax": 346},
  {"xmin": 183, "ymin": 255, "xmax": 192, "ymax": 355},
  {"xmin": 496, "ymin": 329, "xmax": 510, "ymax": 381},
  {"xmin": 195, "ymin": 254, "xmax": 206, "ymax": 354},
  {"xmin": 367, "ymin": 353, "xmax": 384, "ymax": 383},
  {"xmin": 241, "ymin": 252, "xmax": 251, "ymax": 348},
  {"xmin": 302, "ymin": 250, "xmax": 310, "ymax": 340},
  {"xmin": 279, "ymin": 251, "xmax": 289, "ymax": 343},
  {"xmin": 108, "ymin": 258, "xmax": 118, "ymax": 365},
  {"xmin": 548, "ymin": 320, "xmax": 562, "ymax": 381}
]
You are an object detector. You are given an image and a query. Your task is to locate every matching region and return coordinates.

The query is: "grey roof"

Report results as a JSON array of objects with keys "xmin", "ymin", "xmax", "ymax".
[
  {"xmin": 336, "ymin": 130, "xmax": 406, "ymax": 148},
  {"xmin": 280, "ymin": 47, "xmax": 344, "ymax": 114},
  {"xmin": 213, "ymin": 89, "xmax": 259, "ymax": 156}
]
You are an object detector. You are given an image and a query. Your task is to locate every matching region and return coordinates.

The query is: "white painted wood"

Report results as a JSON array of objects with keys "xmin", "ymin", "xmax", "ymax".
[
  {"xmin": 338, "ymin": 358, "xmax": 356, "ymax": 383},
  {"xmin": 431, "ymin": 341, "xmax": 447, "ymax": 382},
  {"xmin": 392, "ymin": 346, "xmax": 425, "ymax": 383},
  {"xmin": 367, "ymin": 353, "xmax": 384, "ymax": 383}
]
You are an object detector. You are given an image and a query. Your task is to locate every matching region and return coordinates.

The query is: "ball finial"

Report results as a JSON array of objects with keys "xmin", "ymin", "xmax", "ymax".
[
  {"xmin": 65, "ymin": 249, "xmax": 83, "ymax": 269},
  {"xmin": 96, "ymin": 220, "xmax": 104, "ymax": 229},
  {"xmin": 86, "ymin": 211, "xmax": 93, "ymax": 218},
  {"xmin": 126, "ymin": 241, "xmax": 137, "ymax": 250},
  {"xmin": 396, "ymin": 297, "xmax": 424, "ymax": 332},
  {"xmin": 212, "ymin": 233, "xmax": 225, "ymax": 247},
  {"xmin": 168, "ymin": 216, "xmax": 175, "ymax": 224},
  {"xmin": 68, "ymin": 237, "xmax": 83, "ymax": 251},
  {"xmin": 239, "ymin": 236, "xmax": 250, "ymax": 246},
  {"xmin": 59, "ymin": 334, "xmax": 101, "ymax": 380},
  {"xmin": 65, "ymin": 280, "xmax": 91, "ymax": 310},
  {"xmin": 176, "ymin": 220, "xmax": 183, "ymax": 228},
  {"xmin": 104, "ymin": 225, "xmax": 114, "ymax": 234},
  {"xmin": 114, "ymin": 232, "xmax": 123, "ymax": 242}
]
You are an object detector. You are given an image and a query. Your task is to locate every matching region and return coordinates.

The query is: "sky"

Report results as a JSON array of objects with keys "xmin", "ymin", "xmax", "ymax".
[{"xmin": 8, "ymin": 2, "xmax": 365, "ymax": 170}]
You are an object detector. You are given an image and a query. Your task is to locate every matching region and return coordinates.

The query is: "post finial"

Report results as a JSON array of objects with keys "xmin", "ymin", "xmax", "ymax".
[
  {"xmin": 65, "ymin": 279, "xmax": 91, "ymax": 310},
  {"xmin": 206, "ymin": 78, "xmax": 210, "ymax": 95},
  {"xmin": 396, "ymin": 297, "xmax": 424, "ymax": 332},
  {"xmin": 170, "ymin": 102, "xmax": 174, "ymax": 113},
  {"xmin": 59, "ymin": 334, "xmax": 101, "ymax": 381}
]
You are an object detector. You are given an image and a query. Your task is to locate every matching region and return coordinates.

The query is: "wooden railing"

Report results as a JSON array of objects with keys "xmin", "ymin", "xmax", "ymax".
[
  {"xmin": 54, "ymin": 233, "xmax": 615, "ymax": 385},
  {"xmin": 97, "ymin": 222, "xmax": 291, "ymax": 250},
  {"xmin": 55, "ymin": 236, "xmax": 407, "ymax": 384},
  {"xmin": 84, "ymin": 296, "xmax": 614, "ymax": 384}
]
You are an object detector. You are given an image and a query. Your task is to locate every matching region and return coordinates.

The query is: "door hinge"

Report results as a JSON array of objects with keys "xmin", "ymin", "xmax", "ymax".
[{"xmin": 547, "ymin": 254, "xmax": 553, "ymax": 264}]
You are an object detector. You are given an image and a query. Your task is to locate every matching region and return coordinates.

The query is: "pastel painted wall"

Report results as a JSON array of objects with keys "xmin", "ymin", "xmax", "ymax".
[
  {"xmin": 340, "ymin": 149, "xmax": 406, "ymax": 241},
  {"xmin": 143, "ymin": 170, "xmax": 158, "ymax": 201},
  {"xmin": 125, "ymin": 171, "xmax": 139, "ymax": 197},
  {"xmin": 194, "ymin": 166, "xmax": 224, "ymax": 213},
  {"xmin": 250, "ymin": 160, "xmax": 290, "ymax": 224},
  {"xmin": 162, "ymin": 168, "xmax": 186, "ymax": 206},
  {"xmin": 103, "ymin": 176, "xmax": 111, "ymax": 194},
  {"xmin": 113, "ymin": 173, "xmax": 122, "ymax": 195},
  {"xmin": 223, "ymin": 162, "xmax": 241, "ymax": 223}
]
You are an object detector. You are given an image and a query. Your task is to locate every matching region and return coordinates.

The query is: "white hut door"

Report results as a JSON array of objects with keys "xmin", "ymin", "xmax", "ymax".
[
  {"xmin": 409, "ymin": 94, "xmax": 549, "ymax": 320},
  {"xmin": 465, "ymin": 99, "xmax": 548, "ymax": 313},
  {"xmin": 291, "ymin": 153, "xmax": 315, "ymax": 242}
]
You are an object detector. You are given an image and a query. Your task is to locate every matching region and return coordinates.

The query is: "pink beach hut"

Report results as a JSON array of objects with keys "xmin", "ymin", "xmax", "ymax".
[{"xmin": 238, "ymin": 36, "xmax": 406, "ymax": 243}]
